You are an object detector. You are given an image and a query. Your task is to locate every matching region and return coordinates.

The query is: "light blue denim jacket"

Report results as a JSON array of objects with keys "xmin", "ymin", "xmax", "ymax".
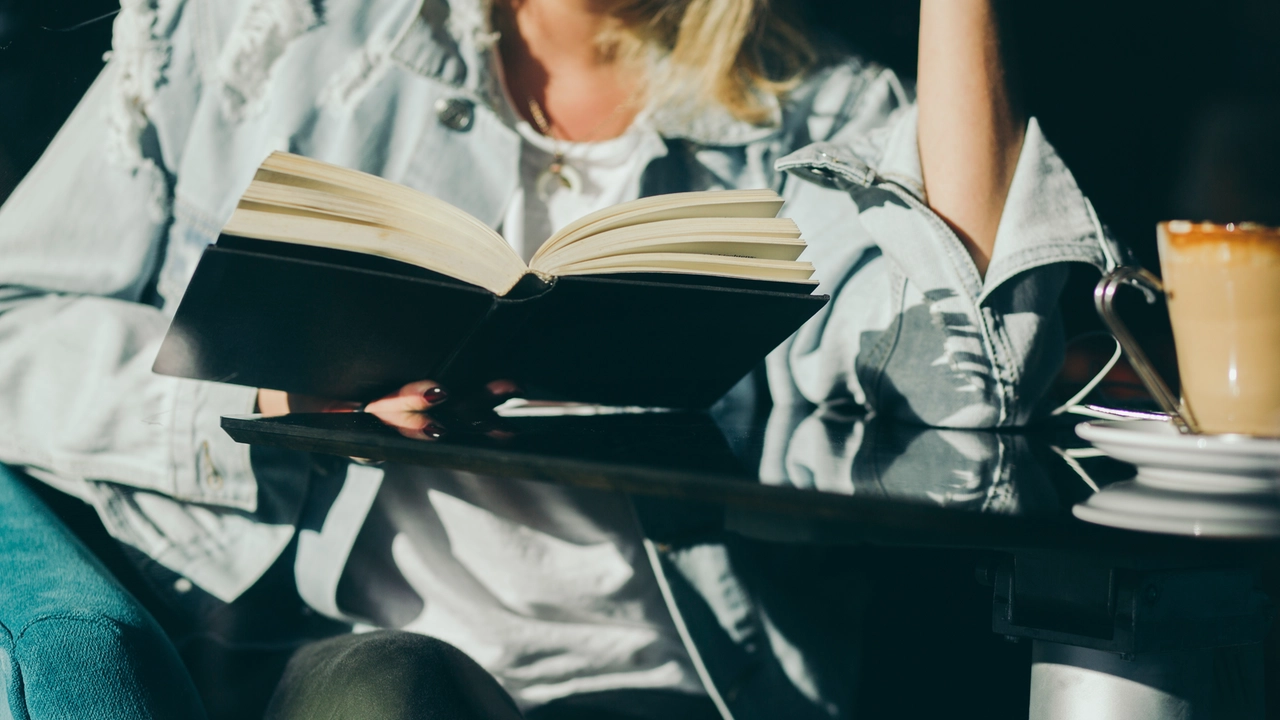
[{"xmin": 0, "ymin": 0, "xmax": 1112, "ymax": 643}]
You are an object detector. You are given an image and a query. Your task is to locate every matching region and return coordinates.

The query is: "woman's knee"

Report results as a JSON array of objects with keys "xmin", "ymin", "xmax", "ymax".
[{"xmin": 265, "ymin": 630, "xmax": 522, "ymax": 720}]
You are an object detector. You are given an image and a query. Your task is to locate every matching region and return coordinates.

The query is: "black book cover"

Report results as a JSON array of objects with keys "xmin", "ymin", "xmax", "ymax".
[{"xmin": 153, "ymin": 236, "xmax": 829, "ymax": 408}]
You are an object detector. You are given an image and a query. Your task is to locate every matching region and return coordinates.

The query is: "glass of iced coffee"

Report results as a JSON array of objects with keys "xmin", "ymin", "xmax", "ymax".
[{"xmin": 1157, "ymin": 221, "xmax": 1280, "ymax": 436}]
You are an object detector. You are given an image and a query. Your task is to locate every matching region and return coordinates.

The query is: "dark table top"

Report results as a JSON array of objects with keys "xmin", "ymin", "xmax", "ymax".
[
  {"xmin": 223, "ymin": 400, "xmax": 1276, "ymax": 561},
  {"xmin": 214, "ymin": 402, "xmax": 1280, "ymax": 720}
]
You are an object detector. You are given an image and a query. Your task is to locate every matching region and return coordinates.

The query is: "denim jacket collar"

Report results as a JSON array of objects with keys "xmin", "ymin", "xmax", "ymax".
[{"xmin": 391, "ymin": 0, "xmax": 782, "ymax": 147}]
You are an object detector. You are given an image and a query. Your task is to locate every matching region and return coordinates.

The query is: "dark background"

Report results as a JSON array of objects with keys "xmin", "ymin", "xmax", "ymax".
[
  {"xmin": 0, "ymin": 0, "xmax": 118, "ymax": 201},
  {"xmin": 2, "ymin": 0, "xmax": 1278, "ymax": 271},
  {"xmin": 816, "ymin": 0, "xmax": 1280, "ymax": 274}
]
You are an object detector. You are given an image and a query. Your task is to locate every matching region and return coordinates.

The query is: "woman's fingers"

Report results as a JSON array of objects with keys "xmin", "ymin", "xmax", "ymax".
[
  {"xmin": 358, "ymin": 379, "xmax": 520, "ymax": 442},
  {"xmin": 363, "ymin": 380, "xmax": 449, "ymax": 415},
  {"xmin": 360, "ymin": 380, "xmax": 448, "ymax": 440},
  {"xmin": 386, "ymin": 410, "xmax": 446, "ymax": 441},
  {"xmin": 485, "ymin": 379, "xmax": 520, "ymax": 398},
  {"xmin": 366, "ymin": 404, "xmax": 446, "ymax": 441}
]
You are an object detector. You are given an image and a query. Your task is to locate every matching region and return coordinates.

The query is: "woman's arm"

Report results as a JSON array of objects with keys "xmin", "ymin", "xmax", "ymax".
[
  {"xmin": 0, "ymin": 63, "xmax": 274, "ymax": 509},
  {"xmin": 916, "ymin": 0, "xmax": 1025, "ymax": 276},
  {"xmin": 772, "ymin": 47, "xmax": 1110, "ymax": 426}
]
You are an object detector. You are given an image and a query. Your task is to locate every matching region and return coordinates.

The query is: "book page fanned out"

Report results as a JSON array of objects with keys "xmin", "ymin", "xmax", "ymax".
[{"xmin": 223, "ymin": 151, "xmax": 817, "ymax": 296}]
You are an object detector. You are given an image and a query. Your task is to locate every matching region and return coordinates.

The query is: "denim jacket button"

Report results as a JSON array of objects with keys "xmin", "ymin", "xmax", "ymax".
[{"xmin": 435, "ymin": 97, "xmax": 475, "ymax": 131}]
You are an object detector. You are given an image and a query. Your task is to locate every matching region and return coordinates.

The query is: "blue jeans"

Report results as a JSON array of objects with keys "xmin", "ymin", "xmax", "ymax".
[{"xmin": 0, "ymin": 464, "xmax": 205, "ymax": 720}]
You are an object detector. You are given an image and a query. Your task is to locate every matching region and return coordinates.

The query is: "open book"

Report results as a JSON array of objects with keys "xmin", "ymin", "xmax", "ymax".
[
  {"xmin": 155, "ymin": 153, "xmax": 828, "ymax": 408},
  {"xmin": 226, "ymin": 152, "xmax": 816, "ymax": 295}
]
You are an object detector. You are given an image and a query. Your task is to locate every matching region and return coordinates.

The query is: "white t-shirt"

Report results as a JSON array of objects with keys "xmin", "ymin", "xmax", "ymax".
[
  {"xmin": 299, "ymin": 112, "xmax": 705, "ymax": 711},
  {"xmin": 501, "ymin": 112, "xmax": 669, "ymax": 261}
]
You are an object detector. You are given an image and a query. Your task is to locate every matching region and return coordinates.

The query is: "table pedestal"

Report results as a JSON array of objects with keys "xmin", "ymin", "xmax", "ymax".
[
  {"xmin": 984, "ymin": 553, "xmax": 1271, "ymax": 719},
  {"xmin": 1030, "ymin": 643, "xmax": 1213, "ymax": 719},
  {"xmin": 1029, "ymin": 642, "xmax": 1264, "ymax": 720}
]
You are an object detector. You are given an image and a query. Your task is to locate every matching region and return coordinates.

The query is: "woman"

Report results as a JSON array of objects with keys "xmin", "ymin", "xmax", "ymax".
[{"xmin": 0, "ymin": 0, "xmax": 1112, "ymax": 717}]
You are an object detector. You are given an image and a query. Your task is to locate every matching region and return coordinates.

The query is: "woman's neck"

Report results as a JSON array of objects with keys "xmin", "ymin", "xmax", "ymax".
[
  {"xmin": 497, "ymin": 0, "xmax": 643, "ymax": 142},
  {"xmin": 507, "ymin": 0, "xmax": 611, "ymax": 66}
]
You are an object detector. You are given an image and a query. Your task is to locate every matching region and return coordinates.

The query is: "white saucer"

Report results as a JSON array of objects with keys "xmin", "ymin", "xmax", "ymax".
[{"xmin": 1073, "ymin": 420, "xmax": 1280, "ymax": 538}]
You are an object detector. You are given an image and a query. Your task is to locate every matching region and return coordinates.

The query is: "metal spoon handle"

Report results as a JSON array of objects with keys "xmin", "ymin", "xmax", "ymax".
[{"xmin": 1093, "ymin": 266, "xmax": 1199, "ymax": 434}]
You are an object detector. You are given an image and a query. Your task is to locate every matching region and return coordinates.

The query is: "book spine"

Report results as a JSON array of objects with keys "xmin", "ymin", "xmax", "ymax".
[{"xmin": 435, "ymin": 291, "xmax": 547, "ymax": 393}]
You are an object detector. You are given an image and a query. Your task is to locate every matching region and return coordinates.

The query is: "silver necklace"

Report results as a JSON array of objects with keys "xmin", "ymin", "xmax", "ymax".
[
  {"xmin": 526, "ymin": 93, "xmax": 638, "ymax": 200},
  {"xmin": 527, "ymin": 98, "xmax": 584, "ymax": 200}
]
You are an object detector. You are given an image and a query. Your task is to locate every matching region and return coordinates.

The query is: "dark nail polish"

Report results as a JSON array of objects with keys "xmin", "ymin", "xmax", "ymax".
[
  {"xmin": 423, "ymin": 386, "xmax": 448, "ymax": 404},
  {"xmin": 424, "ymin": 422, "xmax": 446, "ymax": 439}
]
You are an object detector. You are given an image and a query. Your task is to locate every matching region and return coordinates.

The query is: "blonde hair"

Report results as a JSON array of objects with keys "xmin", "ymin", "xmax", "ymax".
[{"xmin": 604, "ymin": 0, "xmax": 817, "ymax": 125}]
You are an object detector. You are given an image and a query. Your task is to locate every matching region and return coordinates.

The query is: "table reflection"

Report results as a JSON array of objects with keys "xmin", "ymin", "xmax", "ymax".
[
  {"xmin": 752, "ymin": 402, "xmax": 1070, "ymax": 516},
  {"xmin": 224, "ymin": 400, "xmax": 1130, "ymax": 550},
  {"xmin": 226, "ymin": 405, "xmax": 1064, "ymax": 719}
]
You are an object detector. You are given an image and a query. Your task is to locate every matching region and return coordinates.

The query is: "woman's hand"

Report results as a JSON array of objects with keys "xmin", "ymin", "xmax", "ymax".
[
  {"xmin": 917, "ymin": 0, "xmax": 1025, "ymax": 277},
  {"xmin": 361, "ymin": 380, "xmax": 451, "ymax": 440},
  {"xmin": 257, "ymin": 379, "xmax": 519, "ymax": 441},
  {"xmin": 257, "ymin": 381, "xmax": 449, "ymax": 441}
]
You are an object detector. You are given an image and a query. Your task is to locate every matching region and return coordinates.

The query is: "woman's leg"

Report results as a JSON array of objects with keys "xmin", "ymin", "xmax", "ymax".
[
  {"xmin": 265, "ymin": 630, "xmax": 524, "ymax": 720},
  {"xmin": 0, "ymin": 464, "xmax": 206, "ymax": 720}
]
